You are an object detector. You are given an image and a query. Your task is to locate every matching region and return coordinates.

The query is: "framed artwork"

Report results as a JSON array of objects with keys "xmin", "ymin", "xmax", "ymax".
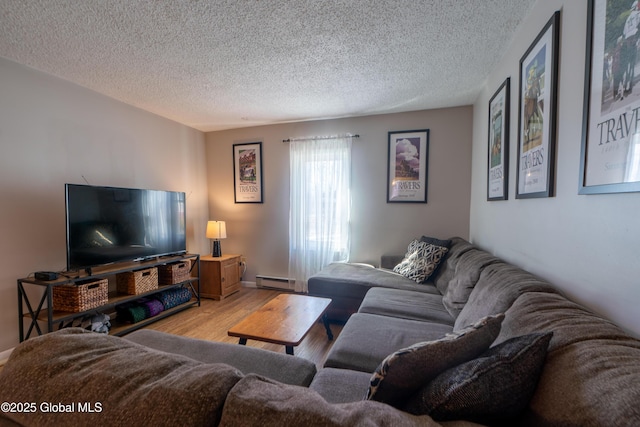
[
  {"xmin": 580, "ymin": 0, "xmax": 640, "ymax": 194},
  {"xmin": 488, "ymin": 78, "xmax": 510, "ymax": 201},
  {"xmin": 232, "ymin": 142, "xmax": 263, "ymax": 203},
  {"xmin": 516, "ymin": 11, "xmax": 560, "ymax": 199},
  {"xmin": 387, "ymin": 129, "xmax": 429, "ymax": 203}
]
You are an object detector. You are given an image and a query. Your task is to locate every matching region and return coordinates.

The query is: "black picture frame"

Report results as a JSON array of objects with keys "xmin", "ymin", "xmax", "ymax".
[
  {"xmin": 580, "ymin": 0, "xmax": 640, "ymax": 194},
  {"xmin": 488, "ymin": 78, "xmax": 510, "ymax": 201},
  {"xmin": 386, "ymin": 129, "xmax": 429, "ymax": 203},
  {"xmin": 516, "ymin": 11, "xmax": 560, "ymax": 199},
  {"xmin": 232, "ymin": 142, "xmax": 263, "ymax": 203}
]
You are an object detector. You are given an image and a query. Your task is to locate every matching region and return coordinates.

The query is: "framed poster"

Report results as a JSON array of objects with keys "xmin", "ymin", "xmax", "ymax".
[
  {"xmin": 488, "ymin": 78, "xmax": 510, "ymax": 201},
  {"xmin": 516, "ymin": 11, "xmax": 560, "ymax": 199},
  {"xmin": 580, "ymin": 0, "xmax": 640, "ymax": 194},
  {"xmin": 232, "ymin": 142, "xmax": 263, "ymax": 203},
  {"xmin": 387, "ymin": 129, "xmax": 429, "ymax": 203}
]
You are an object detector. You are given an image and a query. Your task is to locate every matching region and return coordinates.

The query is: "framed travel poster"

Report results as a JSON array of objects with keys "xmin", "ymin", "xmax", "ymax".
[
  {"xmin": 516, "ymin": 11, "xmax": 560, "ymax": 199},
  {"xmin": 580, "ymin": 0, "xmax": 640, "ymax": 194},
  {"xmin": 488, "ymin": 78, "xmax": 510, "ymax": 201},
  {"xmin": 387, "ymin": 129, "xmax": 429, "ymax": 203},
  {"xmin": 233, "ymin": 142, "xmax": 263, "ymax": 203}
]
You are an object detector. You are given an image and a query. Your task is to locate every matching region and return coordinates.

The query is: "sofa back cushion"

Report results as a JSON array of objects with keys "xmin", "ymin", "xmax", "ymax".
[
  {"xmin": 220, "ymin": 374, "xmax": 441, "ymax": 426},
  {"xmin": 494, "ymin": 292, "xmax": 640, "ymax": 425},
  {"xmin": 0, "ymin": 328, "xmax": 244, "ymax": 427},
  {"xmin": 125, "ymin": 328, "xmax": 317, "ymax": 386},
  {"xmin": 453, "ymin": 262, "xmax": 558, "ymax": 330},
  {"xmin": 441, "ymin": 249, "xmax": 501, "ymax": 318},
  {"xmin": 430, "ymin": 237, "xmax": 476, "ymax": 294}
]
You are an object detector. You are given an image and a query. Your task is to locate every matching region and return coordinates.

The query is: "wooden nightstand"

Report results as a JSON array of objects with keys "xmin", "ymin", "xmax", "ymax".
[{"xmin": 200, "ymin": 254, "xmax": 242, "ymax": 300}]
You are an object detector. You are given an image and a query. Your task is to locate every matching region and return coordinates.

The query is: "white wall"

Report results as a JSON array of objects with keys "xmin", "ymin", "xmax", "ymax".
[
  {"xmin": 0, "ymin": 57, "xmax": 210, "ymax": 352},
  {"xmin": 470, "ymin": 0, "xmax": 640, "ymax": 337},
  {"xmin": 205, "ymin": 107, "xmax": 473, "ymax": 282}
]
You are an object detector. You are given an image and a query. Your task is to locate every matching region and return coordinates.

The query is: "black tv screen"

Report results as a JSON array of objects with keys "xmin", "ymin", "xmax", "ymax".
[{"xmin": 65, "ymin": 184, "xmax": 187, "ymax": 271}]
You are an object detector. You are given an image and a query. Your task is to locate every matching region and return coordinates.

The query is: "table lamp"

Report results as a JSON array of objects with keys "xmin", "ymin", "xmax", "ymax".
[{"xmin": 206, "ymin": 220, "xmax": 227, "ymax": 257}]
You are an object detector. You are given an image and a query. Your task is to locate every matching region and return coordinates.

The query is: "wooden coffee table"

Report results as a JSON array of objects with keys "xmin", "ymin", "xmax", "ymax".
[{"xmin": 228, "ymin": 293, "xmax": 332, "ymax": 355}]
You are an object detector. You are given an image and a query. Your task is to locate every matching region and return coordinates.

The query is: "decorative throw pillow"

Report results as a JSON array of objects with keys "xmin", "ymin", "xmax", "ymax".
[
  {"xmin": 403, "ymin": 332, "xmax": 553, "ymax": 423},
  {"xmin": 393, "ymin": 239, "xmax": 449, "ymax": 283},
  {"xmin": 420, "ymin": 235, "xmax": 452, "ymax": 249},
  {"xmin": 366, "ymin": 313, "xmax": 505, "ymax": 407}
]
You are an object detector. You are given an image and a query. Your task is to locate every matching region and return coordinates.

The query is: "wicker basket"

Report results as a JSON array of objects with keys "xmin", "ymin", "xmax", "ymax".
[
  {"xmin": 158, "ymin": 261, "xmax": 191, "ymax": 285},
  {"xmin": 53, "ymin": 278, "xmax": 109, "ymax": 312},
  {"xmin": 116, "ymin": 267, "xmax": 158, "ymax": 295}
]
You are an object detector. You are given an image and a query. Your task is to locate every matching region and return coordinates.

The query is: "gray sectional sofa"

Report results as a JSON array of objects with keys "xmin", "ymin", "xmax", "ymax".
[{"xmin": 1, "ymin": 237, "xmax": 639, "ymax": 426}]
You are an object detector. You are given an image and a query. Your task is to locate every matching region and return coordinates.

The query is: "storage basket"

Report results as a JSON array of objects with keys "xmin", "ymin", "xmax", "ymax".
[
  {"xmin": 116, "ymin": 267, "xmax": 158, "ymax": 295},
  {"xmin": 157, "ymin": 261, "xmax": 191, "ymax": 285},
  {"xmin": 53, "ymin": 278, "xmax": 108, "ymax": 312}
]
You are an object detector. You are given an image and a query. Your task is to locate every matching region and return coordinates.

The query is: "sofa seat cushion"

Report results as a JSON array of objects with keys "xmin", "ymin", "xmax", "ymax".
[
  {"xmin": 219, "ymin": 374, "xmax": 445, "ymax": 427},
  {"xmin": 309, "ymin": 368, "xmax": 372, "ymax": 403},
  {"xmin": 324, "ymin": 313, "xmax": 453, "ymax": 373},
  {"xmin": 124, "ymin": 329, "xmax": 317, "ymax": 386},
  {"xmin": 453, "ymin": 262, "xmax": 559, "ymax": 331},
  {"xmin": 493, "ymin": 292, "xmax": 640, "ymax": 425},
  {"xmin": 0, "ymin": 328, "xmax": 244, "ymax": 427},
  {"xmin": 309, "ymin": 262, "xmax": 441, "ymax": 322},
  {"xmin": 358, "ymin": 287, "xmax": 454, "ymax": 324}
]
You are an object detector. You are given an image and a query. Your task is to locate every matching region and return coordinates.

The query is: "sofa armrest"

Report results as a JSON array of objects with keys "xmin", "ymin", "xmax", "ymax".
[{"xmin": 381, "ymin": 254, "xmax": 404, "ymax": 269}]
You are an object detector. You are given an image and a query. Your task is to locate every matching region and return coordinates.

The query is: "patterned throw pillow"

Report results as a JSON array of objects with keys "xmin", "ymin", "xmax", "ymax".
[
  {"xmin": 420, "ymin": 235, "xmax": 452, "ymax": 249},
  {"xmin": 393, "ymin": 240, "xmax": 449, "ymax": 283},
  {"xmin": 366, "ymin": 313, "xmax": 505, "ymax": 407},
  {"xmin": 403, "ymin": 332, "xmax": 553, "ymax": 423}
]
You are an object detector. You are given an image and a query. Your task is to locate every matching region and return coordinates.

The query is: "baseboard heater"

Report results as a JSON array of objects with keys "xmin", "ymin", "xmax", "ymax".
[{"xmin": 255, "ymin": 275, "xmax": 295, "ymax": 291}]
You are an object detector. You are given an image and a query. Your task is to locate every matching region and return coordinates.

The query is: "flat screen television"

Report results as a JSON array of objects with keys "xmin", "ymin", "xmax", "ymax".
[{"xmin": 65, "ymin": 184, "xmax": 187, "ymax": 271}]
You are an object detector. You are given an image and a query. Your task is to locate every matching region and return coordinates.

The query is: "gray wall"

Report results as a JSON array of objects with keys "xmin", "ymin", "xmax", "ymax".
[
  {"xmin": 205, "ymin": 107, "xmax": 473, "ymax": 282},
  {"xmin": 0, "ymin": 57, "xmax": 210, "ymax": 353},
  {"xmin": 470, "ymin": 0, "xmax": 640, "ymax": 337}
]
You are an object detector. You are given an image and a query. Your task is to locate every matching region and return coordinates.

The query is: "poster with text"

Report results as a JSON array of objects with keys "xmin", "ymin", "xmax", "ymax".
[
  {"xmin": 581, "ymin": 0, "xmax": 640, "ymax": 194},
  {"xmin": 233, "ymin": 142, "xmax": 263, "ymax": 203},
  {"xmin": 517, "ymin": 11, "xmax": 559, "ymax": 199},
  {"xmin": 387, "ymin": 129, "xmax": 429, "ymax": 203},
  {"xmin": 488, "ymin": 78, "xmax": 510, "ymax": 200}
]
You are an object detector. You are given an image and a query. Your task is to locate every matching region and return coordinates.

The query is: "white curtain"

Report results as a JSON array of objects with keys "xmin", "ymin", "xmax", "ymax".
[{"xmin": 288, "ymin": 135, "xmax": 352, "ymax": 292}]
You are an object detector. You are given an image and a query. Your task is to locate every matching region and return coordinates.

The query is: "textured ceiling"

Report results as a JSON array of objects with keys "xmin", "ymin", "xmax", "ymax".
[{"xmin": 0, "ymin": 1, "xmax": 534, "ymax": 132}]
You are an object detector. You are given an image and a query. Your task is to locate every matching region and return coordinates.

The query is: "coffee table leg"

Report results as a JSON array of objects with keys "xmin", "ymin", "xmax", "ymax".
[
  {"xmin": 238, "ymin": 338, "xmax": 247, "ymax": 345},
  {"xmin": 322, "ymin": 314, "xmax": 333, "ymax": 341},
  {"xmin": 286, "ymin": 346, "xmax": 294, "ymax": 355}
]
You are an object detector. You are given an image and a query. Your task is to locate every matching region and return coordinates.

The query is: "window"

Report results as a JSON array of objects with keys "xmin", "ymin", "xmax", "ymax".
[{"xmin": 288, "ymin": 136, "xmax": 352, "ymax": 292}]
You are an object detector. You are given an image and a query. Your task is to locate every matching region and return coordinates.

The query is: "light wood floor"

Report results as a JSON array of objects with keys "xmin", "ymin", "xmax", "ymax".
[{"xmin": 142, "ymin": 286, "xmax": 343, "ymax": 369}]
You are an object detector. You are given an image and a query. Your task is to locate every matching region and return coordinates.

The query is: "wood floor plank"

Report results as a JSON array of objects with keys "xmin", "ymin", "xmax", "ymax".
[{"xmin": 142, "ymin": 286, "xmax": 343, "ymax": 369}]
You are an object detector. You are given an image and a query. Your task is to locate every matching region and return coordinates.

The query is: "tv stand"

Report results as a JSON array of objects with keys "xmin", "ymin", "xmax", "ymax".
[{"xmin": 18, "ymin": 253, "xmax": 200, "ymax": 342}]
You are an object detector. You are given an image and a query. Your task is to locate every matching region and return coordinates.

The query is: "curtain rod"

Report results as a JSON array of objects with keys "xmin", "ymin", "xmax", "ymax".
[{"xmin": 282, "ymin": 134, "xmax": 360, "ymax": 143}]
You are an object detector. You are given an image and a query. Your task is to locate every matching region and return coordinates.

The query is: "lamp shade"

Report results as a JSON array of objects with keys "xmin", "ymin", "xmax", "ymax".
[{"xmin": 206, "ymin": 221, "xmax": 227, "ymax": 239}]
